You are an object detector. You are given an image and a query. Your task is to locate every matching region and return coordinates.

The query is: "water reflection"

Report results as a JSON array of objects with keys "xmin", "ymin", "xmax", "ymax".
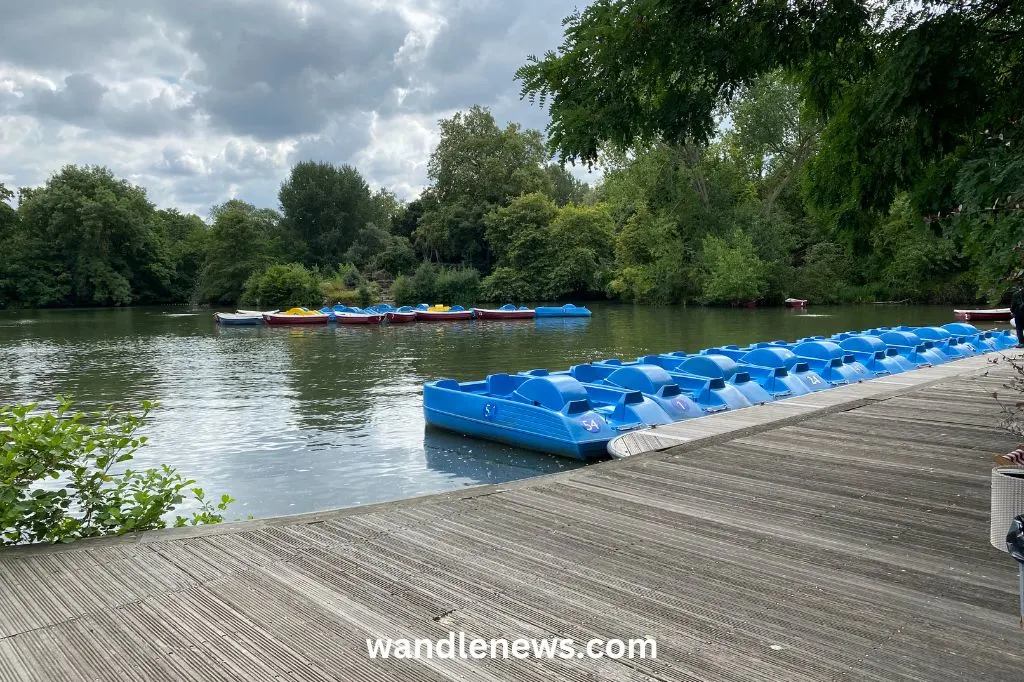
[{"xmin": 0, "ymin": 302, "xmax": 976, "ymax": 519}]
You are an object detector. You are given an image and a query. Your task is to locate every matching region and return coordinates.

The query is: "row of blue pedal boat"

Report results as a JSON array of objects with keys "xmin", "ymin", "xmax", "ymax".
[{"xmin": 423, "ymin": 322, "xmax": 1016, "ymax": 461}]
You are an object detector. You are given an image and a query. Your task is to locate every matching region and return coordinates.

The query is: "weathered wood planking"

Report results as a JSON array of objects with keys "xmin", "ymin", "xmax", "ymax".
[{"xmin": 1, "ymin": 353, "xmax": 1022, "ymax": 681}]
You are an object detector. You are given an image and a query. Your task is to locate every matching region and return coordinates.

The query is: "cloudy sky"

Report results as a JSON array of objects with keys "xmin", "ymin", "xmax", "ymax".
[{"xmin": 0, "ymin": 0, "xmax": 588, "ymax": 215}]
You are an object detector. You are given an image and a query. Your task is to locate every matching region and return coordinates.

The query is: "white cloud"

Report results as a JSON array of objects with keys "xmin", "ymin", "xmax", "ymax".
[{"xmin": 0, "ymin": 0, "xmax": 588, "ymax": 214}]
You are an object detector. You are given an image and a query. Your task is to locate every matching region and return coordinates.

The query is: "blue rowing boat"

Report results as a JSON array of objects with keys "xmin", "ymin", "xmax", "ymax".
[
  {"xmin": 214, "ymin": 311, "xmax": 264, "ymax": 325},
  {"xmin": 534, "ymin": 304, "xmax": 593, "ymax": 318}
]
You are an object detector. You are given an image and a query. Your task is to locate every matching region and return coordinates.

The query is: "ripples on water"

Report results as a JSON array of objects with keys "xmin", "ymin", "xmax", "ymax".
[{"xmin": 0, "ymin": 303, "xmax": 963, "ymax": 519}]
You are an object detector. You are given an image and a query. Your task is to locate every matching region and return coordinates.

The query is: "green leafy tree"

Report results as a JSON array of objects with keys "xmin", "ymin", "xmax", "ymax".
[
  {"xmin": 343, "ymin": 222, "xmax": 418, "ymax": 277},
  {"xmin": 155, "ymin": 209, "xmax": 210, "ymax": 303},
  {"xmin": 791, "ymin": 241, "xmax": 856, "ymax": 304},
  {"xmin": 871, "ymin": 195, "xmax": 960, "ymax": 301},
  {"xmin": 515, "ymin": 0, "xmax": 866, "ymax": 164},
  {"xmin": 480, "ymin": 267, "xmax": 539, "ymax": 302},
  {"xmin": 0, "ymin": 398, "xmax": 233, "ymax": 545},
  {"xmin": 344, "ymin": 223, "xmax": 391, "ymax": 271},
  {"xmin": 371, "ymin": 236, "xmax": 417, "ymax": 277},
  {"xmin": 391, "ymin": 198, "xmax": 425, "ymax": 240},
  {"xmin": 607, "ymin": 206, "xmax": 689, "ymax": 303},
  {"xmin": 279, "ymin": 161, "xmax": 376, "ymax": 268},
  {"xmin": 546, "ymin": 204, "xmax": 615, "ymax": 298},
  {"xmin": 0, "ymin": 183, "xmax": 18, "ymax": 307},
  {"xmin": 410, "ymin": 261, "xmax": 439, "ymax": 303},
  {"xmin": 12, "ymin": 165, "xmax": 171, "ymax": 306},
  {"xmin": 201, "ymin": 200, "xmax": 279, "ymax": 304},
  {"xmin": 433, "ymin": 267, "xmax": 481, "ymax": 306},
  {"xmin": 483, "ymin": 192, "xmax": 559, "ymax": 269},
  {"xmin": 727, "ymin": 70, "xmax": 822, "ymax": 213},
  {"xmin": 518, "ymin": 0, "xmax": 1022, "ymax": 288},
  {"xmin": 544, "ymin": 163, "xmax": 591, "ymax": 206},
  {"xmin": 700, "ymin": 230, "xmax": 767, "ymax": 305},
  {"xmin": 241, "ymin": 263, "xmax": 323, "ymax": 309},
  {"xmin": 417, "ymin": 106, "xmax": 552, "ymax": 270},
  {"xmin": 391, "ymin": 275, "xmax": 418, "ymax": 305}
]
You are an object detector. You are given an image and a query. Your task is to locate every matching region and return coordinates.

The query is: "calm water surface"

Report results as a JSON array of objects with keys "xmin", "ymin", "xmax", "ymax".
[{"xmin": 0, "ymin": 303, "xmax": 966, "ymax": 518}]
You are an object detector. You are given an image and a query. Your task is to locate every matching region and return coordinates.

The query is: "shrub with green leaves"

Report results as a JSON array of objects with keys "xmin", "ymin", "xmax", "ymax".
[
  {"xmin": 391, "ymin": 275, "xmax": 417, "ymax": 305},
  {"xmin": 700, "ymin": 230, "xmax": 767, "ymax": 305},
  {"xmin": 433, "ymin": 267, "xmax": 480, "ymax": 306},
  {"xmin": 240, "ymin": 262, "xmax": 322, "ymax": 309},
  {"xmin": 0, "ymin": 398, "xmax": 233, "ymax": 545}
]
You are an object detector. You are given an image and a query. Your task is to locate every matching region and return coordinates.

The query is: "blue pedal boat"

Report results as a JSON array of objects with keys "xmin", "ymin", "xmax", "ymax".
[
  {"xmin": 701, "ymin": 346, "xmax": 831, "ymax": 394},
  {"xmin": 832, "ymin": 334, "xmax": 913, "ymax": 374},
  {"xmin": 985, "ymin": 328, "xmax": 1020, "ymax": 350},
  {"xmin": 634, "ymin": 353, "xmax": 776, "ymax": 404},
  {"xmin": 940, "ymin": 322, "xmax": 1003, "ymax": 352},
  {"xmin": 423, "ymin": 373, "xmax": 670, "ymax": 460},
  {"xmin": 759, "ymin": 340, "xmax": 875, "ymax": 383},
  {"xmin": 595, "ymin": 357, "xmax": 755, "ymax": 411},
  {"xmin": 520, "ymin": 364, "xmax": 706, "ymax": 421},
  {"xmin": 902, "ymin": 325, "xmax": 981, "ymax": 357},
  {"xmin": 870, "ymin": 329, "xmax": 951, "ymax": 365},
  {"xmin": 534, "ymin": 304, "xmax": 593, "ymax": 318}
]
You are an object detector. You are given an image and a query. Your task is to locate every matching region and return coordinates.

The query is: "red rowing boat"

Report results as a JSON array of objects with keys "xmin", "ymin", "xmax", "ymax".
[
  {"xmin": 263, "ymin": 311, "xmax": 331, "ymax": 325},
  {"xmin": 785, "ymin": 298, "xmax": 808, "ymax": 308},
  {"xmin": 954, "ymin": 308, "xmax": 1012, "ymax": 321},
  {"xmin": 385, "ymin": 310, "xmax": 417, "ymax": 323},
  {"xmin": 335, "ymin": 312, "xmax": 384, "ymax": 324},
  {"xmin": 416, "ymin": 309, "xmax": 473, "ymax": 321},
  {"xmin": 473, "ymin": 305, "xmax": 535, "ymax": 320}
]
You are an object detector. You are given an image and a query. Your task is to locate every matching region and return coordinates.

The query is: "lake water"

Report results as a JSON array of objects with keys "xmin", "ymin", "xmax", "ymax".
[{"xmin": 0, "ymin": 303, "xmax": 968, "ymax": 519}]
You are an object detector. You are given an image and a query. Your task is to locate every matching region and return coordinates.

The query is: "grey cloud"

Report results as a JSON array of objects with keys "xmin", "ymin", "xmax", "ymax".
[
  {"xmin": 1, "ymin": 0, "xmax": 591, "ymax": 212},
  {"xmin": 20, "ymin": 73, "xmax": 107, "ymax": 121},
  {"xmin": 0, "ymin": 3, "xmax": 158, "ymax": 71},
  {"xmin": 399, "ymin": 0, "xmax": 576, "ymax": 116},
  {"xmin": 11, "ymin": 73, "xmax": 197, "ymax": 138},
  {"xmin": 160, "ymin": 1, "xmax": 411, "ymax": 139},
  {"xmin": 288, "ymin": 113, "xmax": 375, "ymax": 168},
  {"xmin": 153, "ymin": 149, "xmax": 201, "ymax": 177}
]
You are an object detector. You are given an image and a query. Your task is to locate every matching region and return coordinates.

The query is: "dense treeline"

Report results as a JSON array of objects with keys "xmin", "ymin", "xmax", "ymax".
[
  {"xmin": 1, "ymin": 0, "xmax": 1020, "ymax": 309},
  {"xmin": 516, "ymin": 0, "xmax": 1024, "ymax": 305}
]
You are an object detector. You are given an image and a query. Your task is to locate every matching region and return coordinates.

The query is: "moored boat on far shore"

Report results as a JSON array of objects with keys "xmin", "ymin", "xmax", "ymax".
[
  {"xmin": 473, "ymin": 304, "xmax": 535, "ymax": 320},
  {"xmin": 263, "ymin": 308, "xmax": 332, "ymax": 325},
  {"xmin": 954, "ymin": 307, "xmax": 1012, "ymax": 321},
  {"xmin": 335, "ymin": 311, "xmax": 385, "ymax": 324},
  {"xmin": 535, "ymin": 303, "xmax": 592, "ymax": 317},
  {"xmin": 386, "ymin": 306, "xmax": 417, "ymax": 323},
  {"xmin": 415, "ymin": 304, "xmax": 473, "ymax": 321}
]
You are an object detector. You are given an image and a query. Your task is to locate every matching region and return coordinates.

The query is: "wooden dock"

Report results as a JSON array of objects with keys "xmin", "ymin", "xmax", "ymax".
[{"xmin": 2, "ymin": 353, "xmax": 1024, "ymax": 681}]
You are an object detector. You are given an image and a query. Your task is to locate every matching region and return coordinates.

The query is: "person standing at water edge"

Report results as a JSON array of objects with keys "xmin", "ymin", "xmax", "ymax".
[{"xmin": 1011, "ymin": 271, "xmax": 1024, "ymax": 347}]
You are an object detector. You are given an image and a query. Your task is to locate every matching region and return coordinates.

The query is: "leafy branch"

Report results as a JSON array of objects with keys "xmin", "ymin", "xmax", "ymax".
[{"xmin": 0, "ymin": 397, "xmax": 234, "ymax": 545}]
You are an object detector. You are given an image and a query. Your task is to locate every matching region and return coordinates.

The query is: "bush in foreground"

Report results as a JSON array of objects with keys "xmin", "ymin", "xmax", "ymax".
[{"xmin": 0, "ymin": 398, "xmax": 232, "ymax": 545}]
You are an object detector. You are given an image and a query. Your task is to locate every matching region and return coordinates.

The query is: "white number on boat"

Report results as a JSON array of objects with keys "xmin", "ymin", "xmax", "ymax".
[
  {"xmin": 580, "ymin": 418, "xmax": 601, "ymax": 433},
  {"xmin": 483, "ymin": 403, "xmax": 497, "ymax": 419}
]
